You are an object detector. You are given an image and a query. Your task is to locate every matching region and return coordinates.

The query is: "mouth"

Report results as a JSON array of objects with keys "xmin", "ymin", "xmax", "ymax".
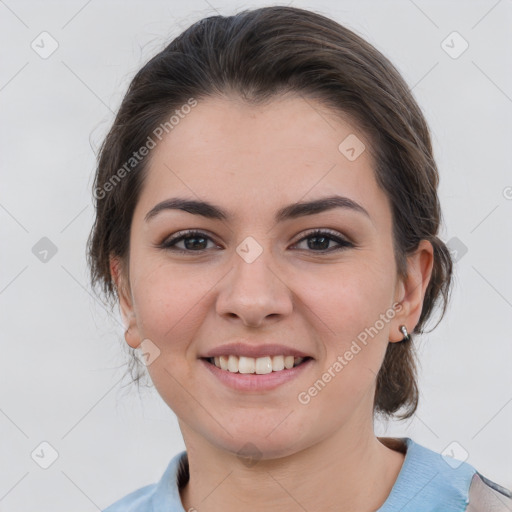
[{"xmin": 202, "ymin": 355, "xmax": 312, "ymax": 374}]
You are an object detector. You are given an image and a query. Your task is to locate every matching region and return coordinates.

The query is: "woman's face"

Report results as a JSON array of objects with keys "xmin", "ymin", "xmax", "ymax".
[{"xmin": 116, "ymin": 94, "xmax": 431, "ymax": 459}]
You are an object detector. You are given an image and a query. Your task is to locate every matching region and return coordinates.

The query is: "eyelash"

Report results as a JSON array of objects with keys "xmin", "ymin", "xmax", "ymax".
[{"xmin": 158, "ymin": 228, "xmax": 353, "ymax": 254}]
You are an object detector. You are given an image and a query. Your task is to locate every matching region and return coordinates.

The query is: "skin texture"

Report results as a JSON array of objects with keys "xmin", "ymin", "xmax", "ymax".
[{"xmin": 112, "ymin": 93, "xmax": 434, "ymax": 511}]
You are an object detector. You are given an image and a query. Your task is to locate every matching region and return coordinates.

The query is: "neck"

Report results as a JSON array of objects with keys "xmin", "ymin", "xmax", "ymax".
[{"xmin": 179, "ymin": 421, "xmax": 405, "ymax": 512}]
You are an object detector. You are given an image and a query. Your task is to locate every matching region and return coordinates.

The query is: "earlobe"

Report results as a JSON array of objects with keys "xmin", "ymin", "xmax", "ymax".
[
  {"xmin": 398, "ymin": 324, "xmax": 410, "ymax": 342},
  {"xmin": 124, "ymin": 324, "xmax": 140, "ymax": 349},
  {"xmin": 109, "ymin": 256, "xmax": 140, "ymax": 349},
  {"xmin": 390, "ymin": 240, "xmax": 434, "ymax": 343},
  {"xmin": 389, "ymin": 300, "xmax": 411, "ymax": 343}
]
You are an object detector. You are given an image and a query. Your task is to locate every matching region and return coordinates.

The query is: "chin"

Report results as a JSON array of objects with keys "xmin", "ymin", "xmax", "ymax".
[{"xmin": 225, "ymin": 437, "xmax": 306, "ymax": 463}]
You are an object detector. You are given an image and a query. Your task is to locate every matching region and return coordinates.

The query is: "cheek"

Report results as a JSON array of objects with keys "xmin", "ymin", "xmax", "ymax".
[
  {"xmin": 130, "ymin": 262, "xmax": 208, "ymax": 410},
  {"xmin": 297, "ymin": 257, "xmax": 395, "ymax": 397},
  {"xmin": 297, "ymin": 258, "xmax": 395, "ymax": 336},
  {"xmin": 298, "ymin": 274, "xmax": 393, "ymax": 421},
  {"xmin": 130, "ymin": 259, "xmax": 208, "ymax": 347}
]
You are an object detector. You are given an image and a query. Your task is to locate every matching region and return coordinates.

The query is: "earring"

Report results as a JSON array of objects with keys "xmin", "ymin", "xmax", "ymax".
[{"xmin": 399, "ymin": 324, "xmax": 410, "ymax": 342}]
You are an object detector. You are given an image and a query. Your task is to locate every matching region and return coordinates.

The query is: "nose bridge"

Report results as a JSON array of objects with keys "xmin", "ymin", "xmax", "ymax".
[
  {"xmin": 215, "ymin": 234, "xmax": 292, "ymax": 325},
  {"xmin": 235, "ymin": 234, "xmax": 277, "ymax": 288}
]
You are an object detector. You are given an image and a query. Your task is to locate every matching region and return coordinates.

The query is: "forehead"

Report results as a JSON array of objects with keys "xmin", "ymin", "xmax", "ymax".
[{"xmin": 135, "ymin": 94, "xmax": 389, "ymax": 225}]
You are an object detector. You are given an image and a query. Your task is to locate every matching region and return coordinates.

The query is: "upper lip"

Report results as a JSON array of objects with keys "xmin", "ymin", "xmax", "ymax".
[{"xmin": 201, "ymin": 342, "xmax": 312, "ymax": 359}]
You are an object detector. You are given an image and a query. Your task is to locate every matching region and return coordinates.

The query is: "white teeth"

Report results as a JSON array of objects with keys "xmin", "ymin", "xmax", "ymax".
[
  {"xmin": 219, "ymin": 355, "xmax": 229, "ymax": 370},
  {"xmin": 272, "ymin": 355, "xmax": 284, "ymax": 371},
  {"xmin": 228, "ymin": 355, "xmax": 238, "ymax": 373},
  {"xmin": 210, "ymin": 355, "xmax": 307, "ymax": 373},
  {"xmin": 238, "ymin": 356, "xmax": 255, "ymax": 374},
  {"xmin": 255, "ymin": 356, "xmax": 273, "ymax": 374}
]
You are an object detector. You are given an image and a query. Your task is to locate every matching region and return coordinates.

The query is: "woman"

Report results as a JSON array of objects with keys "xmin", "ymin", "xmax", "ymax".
[{"xmin": 88, "ymin": 6, "xmax": 512, "ymax": 511}]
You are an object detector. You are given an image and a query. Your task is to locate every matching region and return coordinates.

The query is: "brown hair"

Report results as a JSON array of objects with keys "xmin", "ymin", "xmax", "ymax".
[{"xmin": 87, "ymin": 5, "xmax": 453, "ymax": 420}]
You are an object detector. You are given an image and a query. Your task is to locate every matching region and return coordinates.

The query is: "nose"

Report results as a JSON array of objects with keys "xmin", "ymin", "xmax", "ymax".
[{"xmin": 215, "ymin": 241, "xmax": 293, "ymax": 328}]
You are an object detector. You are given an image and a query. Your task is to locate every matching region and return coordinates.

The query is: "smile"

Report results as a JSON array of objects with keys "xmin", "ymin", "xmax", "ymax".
[{"xmin": 207, "ymin": 355, "xmax": 309, "ymax": 374}]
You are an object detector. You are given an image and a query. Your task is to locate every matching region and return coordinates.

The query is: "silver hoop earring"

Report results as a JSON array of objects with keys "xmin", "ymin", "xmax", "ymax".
[{"xmin": 399, "ymin": 325, "xmax": 410, "ymax": 342}]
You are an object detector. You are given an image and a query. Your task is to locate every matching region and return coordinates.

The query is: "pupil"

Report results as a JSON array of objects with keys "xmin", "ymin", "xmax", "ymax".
[
  {"xmin": 308, "ymin": 235, "xmax": 329, "ymax": 250},
  {"xmin": 185, "ymin": 236, "xmax": 207, "ymax": 250}
]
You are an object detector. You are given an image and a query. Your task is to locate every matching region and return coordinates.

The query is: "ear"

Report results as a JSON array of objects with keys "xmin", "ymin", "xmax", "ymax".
[
  {"xmin": 110, "ymin": 255, "xmax": 141, "ymax": 349},
  {"xmin": 389, "ymin": 239, "xmax": 434, "ymax": 342}
]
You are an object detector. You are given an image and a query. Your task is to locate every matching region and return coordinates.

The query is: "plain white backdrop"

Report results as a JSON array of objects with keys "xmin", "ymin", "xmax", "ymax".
[{"xmin": 1, "ymin": 0, "xmax": 511, "ymax": 510}]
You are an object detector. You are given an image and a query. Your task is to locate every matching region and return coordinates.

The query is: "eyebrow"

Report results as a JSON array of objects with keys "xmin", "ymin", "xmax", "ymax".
[{"xmin": 144, "ymin": 194, "xmax": 371, "ymax": 223}]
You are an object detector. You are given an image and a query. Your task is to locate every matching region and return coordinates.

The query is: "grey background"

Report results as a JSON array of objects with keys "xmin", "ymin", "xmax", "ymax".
[{"xmin": 1, "ymin": 0, "xmax": 511, "ymax": 510}]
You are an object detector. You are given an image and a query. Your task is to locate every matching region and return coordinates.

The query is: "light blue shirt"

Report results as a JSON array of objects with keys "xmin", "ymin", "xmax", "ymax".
[{"xmin": 103, "ymin": 437, "xmax": 512, "ymax": 511}]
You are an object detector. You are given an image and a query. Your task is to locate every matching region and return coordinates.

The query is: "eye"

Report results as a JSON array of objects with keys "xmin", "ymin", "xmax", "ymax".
[
  {"xmin": 158, "ymin": 228, "xmax": 353, "ymax": 254},
  {"xmin": 292, "ymin": 229, "xmax": 353, "ymax": 253},
  {"xmin": 159, "ymin": 230, "xmax": 220, "ymax": 253}
]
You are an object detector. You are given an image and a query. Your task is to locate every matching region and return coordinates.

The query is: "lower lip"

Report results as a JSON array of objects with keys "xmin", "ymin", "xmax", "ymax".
[{"xmin": 200, "ymin": 358, "xmax": 313, "ymax": 392}]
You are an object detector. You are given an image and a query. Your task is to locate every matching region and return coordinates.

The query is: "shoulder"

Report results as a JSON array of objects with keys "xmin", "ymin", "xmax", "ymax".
[
  {"xmin": 466, "ymin": 471, "xmax": 512, "ymax": 512},
  {"xmin": 377, "ymin": 437, "xmax": 512, "ymax": 512},
  {"xmin": 102, "ymin": 450, "xmax": 189, "ymax": 512}
]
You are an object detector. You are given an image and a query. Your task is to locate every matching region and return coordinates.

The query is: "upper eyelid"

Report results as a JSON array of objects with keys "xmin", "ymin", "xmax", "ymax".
[
  {"xmin": 293, "ymin": 229, "xmax": 353, "ymax": 248},
  {"xmin": 161, "ymin": 228, "xmax": 351, "ymax": 248},
  {"xmin": 162, "ymin": 229, "xmax": 219, "ymax": 244}
]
